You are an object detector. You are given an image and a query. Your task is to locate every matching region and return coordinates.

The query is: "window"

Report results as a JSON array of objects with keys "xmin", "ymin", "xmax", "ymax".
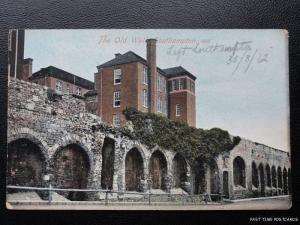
[
  {"xmin": 176, "ymin": 104, "xmax": 181, "ymax": 116},
  {"xmin": 191, "ymin": 81, "xmax": 195, "ymax": 93},
  {"xmin": 157, "ymin": 96, "xmax": 162, "ymax": 112},
  {"xmin": 142, "ymin": 89, "xmax": 148, "ymax": 107},
  {"xmin": 56, "ymin": 80, "xmax": 62, "ymax": 93},
  {"xmin": 157, "ymin": 74, "xmax": 161, "ymax": 91},
  {"xmin": 113, "ymin": 91, "xmax": 121, "ymax": 107},
  {"xmin": 113, "ymin": 114, "xmax": 121, "ymax": 126},
  {"xmin": 114, "ymin": 68, "xmax": 121, "ymax": 84},
  {"xmin": 178, "ymin": 79, "xmax": 183, "ymax": 90},
  {"xmin": 76, "ymin": 87, "xmax": 81, "ymax": 96},
  {"xmin": 143, "ymin": 67, "xmax": 148, "ymax": 85},
  {"xmin": 65, "ymin": 84, "xmax": 70, "ymax": 94},
  {"xmin": 172, "ymin": 80, "xmax": 176, "ymax": 91},
  {"xmin": 164, "ymin": 78, "xmax": 167, "ymax": 93}
]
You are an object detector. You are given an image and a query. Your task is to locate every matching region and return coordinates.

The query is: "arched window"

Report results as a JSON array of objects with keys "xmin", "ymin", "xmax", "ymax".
[
  {"xmin": 266, "ymin": 164, "xmax": 271, "ymax": 187},
  {"xmin": 125, "ymin": 148, "xmax": 144, "ymax": 192},
  {"xmin": 271, "ymin": 166, "xmax": 277, "ymax": 188},
  {"xmin": 7, "ymin": 138, "xmax": 46, "ymax": 188},
  {"xmin": 283, "ymin": 168, "xmax": 288, "ymax": 195},
  {"xmin": 252, "ymin": 162, "xmax": 259, "ymax": 188},
  {"xmin": 278, "ymin": 167, "xmax": 283, "ymax": 189},
  {"xmin": 53, "ymin": 143, "xmax": 90, "ymax": 200},
  {"xmin": 101, "ymin": 137, "xmax": 115, "ymax": 190},
  {"xmin": 149, "ymin": 150, "xmax": 168, "ymax": 190},
  {"xmin": 233, "ymin": 156, "xmax": 246, "ymax": 187},
  {"xmin": 172, "ymin": 154, "xmax": 188, "ymax": 189}
]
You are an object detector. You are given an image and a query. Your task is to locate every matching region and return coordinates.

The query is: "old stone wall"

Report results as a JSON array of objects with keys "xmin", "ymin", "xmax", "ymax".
[{"xmin": 7, "ymin": 78, "xmax": 291, "ymax": 200}]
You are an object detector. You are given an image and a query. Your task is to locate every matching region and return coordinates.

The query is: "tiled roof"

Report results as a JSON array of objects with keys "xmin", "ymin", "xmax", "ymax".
[
  {"xmin": 163, "ymin": 66, "xmax": 197, "ymax": 80},
  {"xmin": 97, "ymin": 51, "xmax": 166, "ymax": 75},
  {"xmin": 30, "ymin": 66, "xmax": 94, "ymax": 90}
]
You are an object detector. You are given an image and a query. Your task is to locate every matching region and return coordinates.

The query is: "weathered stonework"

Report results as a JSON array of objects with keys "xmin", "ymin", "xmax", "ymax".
[{"xmin": 7, "ymin": 78, "xmax": 291, "ymax": 200}]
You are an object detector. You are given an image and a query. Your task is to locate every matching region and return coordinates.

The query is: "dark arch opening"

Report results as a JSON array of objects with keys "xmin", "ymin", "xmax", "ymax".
[
  {"xmin": 194, "ymin": 158, "xmax": 206, "ymax": 194},
  {"xmin": 233, "ymin": 156, "xmax": 246, "ymax": 187},
  {"xmin": 283, "ymin": 168, "xmax": 288, "ymax": 195},
  {"xmin": 101, "ymin": 137, "xmax": 115, "ymax": 190},
  {"xmin": 209, "ymin": 160, "xmax": 219, "ymax": 194},
  {"xmin": 252, "ymin": 162, "xmax": 259, "ymax": 188},
  {"xmin": 149, "ymin": 150, "xmax": 168, "ymax": 190},
  {"xmin": 53, "ymin": 144, "xmax": 90, "ymax": 201},
  {"xmin": 7, "ymin": 138, "xmax": 46, "ymax": 189},
  {"xmin": 125, "ymin": 148, "xmax": 144, "ymax": 192},
  {"xmin": 172, "ymin": 154, "xmax": 188, "ymax": 190},
  {"xmin": 258, "ymin": 164, "xmax": 265, "ymax": 196},
  {"xmin": 266, "ymin": 164, "xmax": 271, "ymax": 188},
  {"xmin": 271, "ymin": 166, "xmax": 277, "ymax": 189},
  {"xmin": 288, "ymin": 168, "xmax": 291, "ymax": 194},
  {"xmin": 278, "ymin": 167, "xmax": 283, "ymax": 192}
]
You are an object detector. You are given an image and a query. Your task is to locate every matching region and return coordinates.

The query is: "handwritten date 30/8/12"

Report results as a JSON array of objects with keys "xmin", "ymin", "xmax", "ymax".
[
  {"xmin": 227, "ymin": 42, "xmax": 271, "ymax": 75},
  {"xmin": 227, "ymin": 47, "xmax": 272, "ymax": 74}
]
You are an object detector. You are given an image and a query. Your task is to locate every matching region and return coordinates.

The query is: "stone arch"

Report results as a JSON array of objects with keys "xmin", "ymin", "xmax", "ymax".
[
  {"xmin": 209, "ymin": 159, "xmax": 220, "ymax": 194},
  {"xmin": 193, "ymin": 158, "xmax": 206, "ymax": 194},
  {"xmin": 101, "ymin": 137, "xmax": 116, "ymax": 190},
  {"xmin": 52, "ymin": 143, "xmax": 91, "ymax": 201},
  {"xmin": 288, "ymin": 168, "xmax": 292, "ymax": 194},
  {"xmin": 233, "ymin": 156, "xmax": 246, "ymax": 187},
  {"xmin": 283, "ymin": 167, "xmax": 288, "ymax": 195},
  {"xmin": 258, "ymin": 163, "xmax": 265, "ymax": 196},
  {"xmin": 278, "ymin": 167, "xmax": 283, "ymax": 190},
  {"xmin": 271, "ymin": 165, "xmax": 277, "ymax": 188},
  {"xmin": 8, "ymin": 130, "xmax": 49, "ymax": 162},
  {"xmin": 125, "ymin": 148, "xmax": 144, "ymax": 192},
  {"xmin": 265, "ymin": 164, "xmax": 271, "ymax": 188},
  {"xmin": 172, "ymin": 153, "xmax": 188, "ymax": 189},
  {"xmin": 7, "ymin": 138, "xmax": 47, "ymax": 188},
  {"xmin": 149, "ymin": 150, "xmax": 168, "ymax": 190},
  {"xmin": 252, "ymin": 161, "xmax": 259, "ymax": 188}
]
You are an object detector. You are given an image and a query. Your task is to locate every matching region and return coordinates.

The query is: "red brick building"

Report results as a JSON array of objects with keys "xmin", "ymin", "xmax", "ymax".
[
  {"xmin": 95, "ymin": 39, "xmax": 196, "ymax": 127},
  {"xmin": 29, "ymin": 66, "xmax": 94, "ymax": 96}
]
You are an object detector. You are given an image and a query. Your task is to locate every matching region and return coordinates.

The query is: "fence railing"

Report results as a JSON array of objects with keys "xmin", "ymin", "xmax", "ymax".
[{"xmin": 6, "ymin": 185, "xmax": 224, "ymax": 205}]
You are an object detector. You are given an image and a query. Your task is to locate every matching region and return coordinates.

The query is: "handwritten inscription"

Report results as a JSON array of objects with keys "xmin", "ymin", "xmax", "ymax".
[{"xmin": 166, "ymin": 41, "xmax": 272, "ymax": 75}]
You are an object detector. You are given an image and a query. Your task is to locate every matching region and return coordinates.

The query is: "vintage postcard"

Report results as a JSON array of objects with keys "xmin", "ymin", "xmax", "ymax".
[{"xmin": 6, "ymin": 29, "xmax": 291, "ymax": 210}]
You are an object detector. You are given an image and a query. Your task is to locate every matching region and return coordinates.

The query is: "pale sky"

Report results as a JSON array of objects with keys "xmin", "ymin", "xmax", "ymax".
[{"xmin": 24, "ymin": 29, "xmax": 289, "ymax": 151}]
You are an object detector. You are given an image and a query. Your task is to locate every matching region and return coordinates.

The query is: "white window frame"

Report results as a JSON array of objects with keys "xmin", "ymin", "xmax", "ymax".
[
  {"xmin": 113, "ymin": 114, "xmax": 121, "ymax": 126},
  {"xmin": 56, "ymin": 80, "xmax": 63, "ymax": 93},
  {"xmin": 114, "ymin": 68, "xmax": 121, "ymax": 85},
  {"xmin": 143, "ymin": 67, "xmax": 148, "ymax": 85},
  {"xmin": 157, "ymin": 96, "xmax": 162, "ymax": 112},
  {"xmin": 172, "ymin": 79, "xmax": 176, "ymax": 91},
  {"xmin": 113, "ymin": 91, "xmax": 121, "ymax": 107},
  {"xmin": 157, "ymin": 74, "xmax": 161, "ymax": 91},
  {"xmin": 142, "ymin": 89, "xmax": 148, "ymax": 108},
  {"xmin": 76, "ymin": 87, "xmax": 81, "ymax": 96},
  {"xmin": 176, "ymin": 104, "xmax": 181, "ymax": 117},
  {"xmin": 178, "ymin": 79, "xmax": 183, "ymax": 90}
]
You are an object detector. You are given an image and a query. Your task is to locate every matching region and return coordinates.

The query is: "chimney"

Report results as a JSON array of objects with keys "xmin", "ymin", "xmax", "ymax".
[
  {"xmin": 21, "ymin": 58, "xmax": 33, "ymax": 81},
  {"xmin": 146, "ymin": 39, "xmax": 157, "ymax": 113}
]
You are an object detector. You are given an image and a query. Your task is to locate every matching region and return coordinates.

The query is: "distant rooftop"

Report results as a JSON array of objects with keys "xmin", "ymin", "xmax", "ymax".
[
  {"xmin": 163, "ymin": 66, "xmax": 197, "ymax": 80},
  {"xmin": 30, "ymin": 66, "xmax": 94, "ymax": 90}
]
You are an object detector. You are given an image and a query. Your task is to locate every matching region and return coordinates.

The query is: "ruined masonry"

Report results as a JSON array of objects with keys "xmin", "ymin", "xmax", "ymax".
[{"xmin": 7, "ymin": 78, "xmax": 291, "ymax": 200}]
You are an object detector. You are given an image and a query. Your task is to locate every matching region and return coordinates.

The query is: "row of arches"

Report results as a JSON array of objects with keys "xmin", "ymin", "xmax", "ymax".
[
  {"xmin": 232, "ymin": 156, "xmax": 291, "ymax": 196},
  {"xmin": 7, "ymin": 138, "xmax": 91, "ymax": 200},
  {"xmin": 7, "ymin": 137, "xmax": 189, "ymax": 200}
]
